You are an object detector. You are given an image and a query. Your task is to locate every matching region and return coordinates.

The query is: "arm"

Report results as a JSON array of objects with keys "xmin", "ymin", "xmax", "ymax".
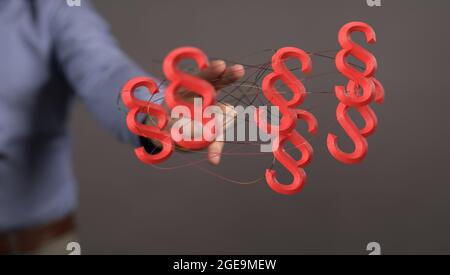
[
  {"xmin": 48, "ymin": 0, "xmax": 245, "ymax": 164},
  {"xmin": 49, "ymin": 0, "xmax": 153, "ymax": 146}
]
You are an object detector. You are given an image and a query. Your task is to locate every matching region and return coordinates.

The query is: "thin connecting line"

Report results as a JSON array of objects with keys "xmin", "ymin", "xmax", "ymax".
[
  {"xmin": 116, "ymin": 48, "xmax": 366, "ymax": 185},
  {"xmin": 119, "ymin": 50, "xmax": 339, "ymax": 137},
  {"xmin": 119, "ymin": 50, "xmax": 336, "ymax": 149}
]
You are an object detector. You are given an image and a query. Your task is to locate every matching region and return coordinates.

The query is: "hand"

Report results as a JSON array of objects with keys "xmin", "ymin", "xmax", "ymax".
[
  {"xmin": 198, "ymin": 60, "xmax": 245, "ymax": 165},
  {"xmin": 149, "ymin": 60, "xmax": 245, "ymax": 165}
]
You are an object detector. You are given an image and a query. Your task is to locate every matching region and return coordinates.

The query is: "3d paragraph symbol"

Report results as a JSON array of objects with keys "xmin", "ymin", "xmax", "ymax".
[
  {"xmin": 327, "ymin": 22, "xmax": 385, "ymax": 164},
  {"xmin": 122, "ymin": 77, "xmax": 174, "ymax": 164},
  {"xmin": 163, "ymin": 47, "xmax": 217, "ymax": 150},
  {"xmin": 256, "ymin": 47, "xmax": 318, "ymax": 195},
  {"xmin": 120, "ymin": 21, "xmax": 385, "ymax": 196}
]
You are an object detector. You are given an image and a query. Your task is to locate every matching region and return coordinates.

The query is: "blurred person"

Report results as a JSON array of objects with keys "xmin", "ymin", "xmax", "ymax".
[{"xmin": 0, "ymin": 0, "xmax": 244, "ymax": 254}]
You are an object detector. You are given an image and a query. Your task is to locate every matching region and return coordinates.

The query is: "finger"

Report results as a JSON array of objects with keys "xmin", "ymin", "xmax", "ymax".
[
  {"xmin": 217, "ymin": 102, "xmax": 238, "ymax": 129},
  {"xmin": 178, "ymin": 61, "xmax": 226, "ymax": 99},
  {"xmin": 200, "ymin": 60, "xmax": 227, "ymax": 83},
  {"xmin": 213, "ymin": 64, "xmax": 245, "ymax": 90},
  {"xmin": 208, "ymin": 141, "xmax": 225, "ymax": 165}
]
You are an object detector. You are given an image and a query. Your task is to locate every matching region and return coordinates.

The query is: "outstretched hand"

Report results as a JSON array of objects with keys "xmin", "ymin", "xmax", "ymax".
[
  {"xmin": 197, "ymin": 60, "xmax": 245, "ymax": 165},
  {"xmin": 150, "ymin": 60, "xmax": 245, "ymax": 165}
]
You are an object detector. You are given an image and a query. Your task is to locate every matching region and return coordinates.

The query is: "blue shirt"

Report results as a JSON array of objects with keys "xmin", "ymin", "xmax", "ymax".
[{"xmin": 0, "ymin": 0, "xmax": 153, "ymax": 231}]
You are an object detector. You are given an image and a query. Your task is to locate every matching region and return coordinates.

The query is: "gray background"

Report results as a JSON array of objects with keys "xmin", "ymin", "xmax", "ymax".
[{"xmin": 72, "ymin": 0, "xmax": 450, "ymax": 254}]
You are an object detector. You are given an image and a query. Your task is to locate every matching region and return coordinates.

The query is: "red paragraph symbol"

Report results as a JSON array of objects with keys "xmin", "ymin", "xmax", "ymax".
[
  {"xmin": 328, "ymin": 22, "xmax": 385, "ymax": 164},
  {"xmin": 163, "ymin": 47, "xmax": 217, "ymax": 150},
  {"xmin": 122, "ymin": 77, "xmax": 174, "ymax": 164},
  {"xmin": 257, "ymin": 47, "xmax": 318, "ymax": 195}
]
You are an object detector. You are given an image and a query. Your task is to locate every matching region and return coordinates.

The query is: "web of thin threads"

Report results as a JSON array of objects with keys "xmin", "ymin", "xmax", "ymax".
[{"xmin": 116, "ymin": 49, "xmax": 366, "ymax": 185}]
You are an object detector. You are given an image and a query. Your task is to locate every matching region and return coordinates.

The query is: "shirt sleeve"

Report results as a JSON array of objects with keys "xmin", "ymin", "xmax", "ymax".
[{"xmin": 48, "ymin": 0, "xmax": 163, "ymax": 147}]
